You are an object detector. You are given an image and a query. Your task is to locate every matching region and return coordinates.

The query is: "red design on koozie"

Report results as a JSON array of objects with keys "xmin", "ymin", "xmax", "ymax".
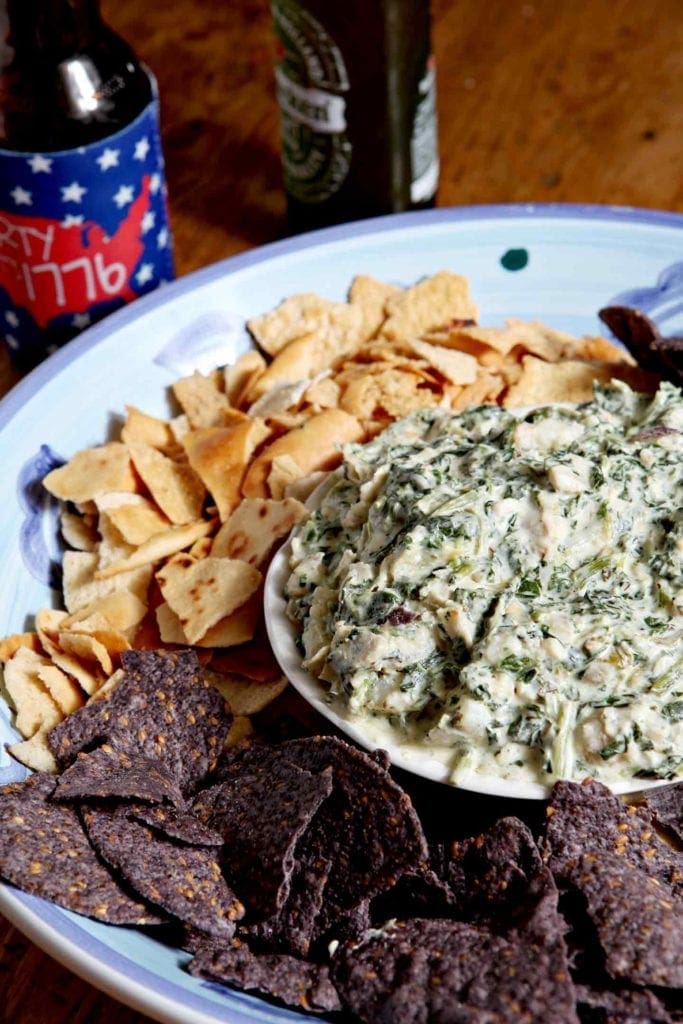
[{"xmin": 0, "ymin": 176, "xmax": 150, "ymax": 326}]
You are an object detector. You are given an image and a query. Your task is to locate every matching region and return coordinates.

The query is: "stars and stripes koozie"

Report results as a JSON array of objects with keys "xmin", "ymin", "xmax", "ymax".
[{"xmin": 0, "ymin": 84, "xmax": 174, "ymax": 366}]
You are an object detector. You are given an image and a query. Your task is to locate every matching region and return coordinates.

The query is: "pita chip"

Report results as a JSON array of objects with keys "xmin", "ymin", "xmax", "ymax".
[
  {"xmin": 121, "ymin": 405, "xmax": 176, "ymax": 451},
  {"xmin": 195, "ymin": 592, "xmax": 261, "ymax": 648},
  {"xmin": 35, "ymin": 608, "xmax": 104, "ymax": 696},
  {"xmin": 156, "ymin": 556, "xmax": 261, "ymax": 645},
  {"xmin": 63, "ymin": 550, "xmax": 152, "ymax": 610},
  {"xmin": 43, "ymin": 443, "xmax": 137, "ymax": 502},
  {"xmin": 0, "ymin": 633, "xmax": 41, "ymax": 663},
  {"xmin": 211, "ymin": 497, "xmax": 306, "ymax": 566},
  {"xmin": 181, "ymin": 419, "xmax": 271, "ymax": 521},
  {"xmin": 172, "ymin": 371, "xmax": 232, "ymax": 429},
  {"xmin": 127, "ymin": 442, "xmax": 206, "ymax": 524},
  {"xmin": 31, "ymin": 654, "xmax": 86, "ymax": 715},
  {"xmin": 95, "ymin": 492, "xmax": 170, "ymax": 546},
  {"xmin": 348, "ymin": 274, "xmax": 401, "ymax": 338},
  {"xmin": 406, "ymin": 337, "xmax": 478, "ymax": 385},
  {"xmin": 247, "ymin": 292, "xmax": 362, "ymax": 357},
  {"xmin": 379, "ymin": 271, "xmax": 477, "ymax": 341},
  {"xmin": 3, "ymin": 647, "xmax": 63, "ymax": 738},
  {"xmin": 503, "ymin": 357, "xmax": 652, "ymax": 407},
  {"xmin": 210, "ymin": 638, "xmax": 281, "ymax": 682},
  {"xmin": 7, "ymin": 728, "xmax": 58, "ymax": 773},
  {"xmin": 225, "ymin": 350, "xmax": 267, "ymax": 408},
  {"xmin": 303, "ymin": 375, "xmax": 341, "ymax": 410},
  {"xmin": 244, "ymin": 308, "xmax": 365, "ymax": 404},
  {"xmin": 60, "ymin": 509, "xmax": 98, "ymax": 552},
  {"xmin": 94, "ymin": 519, "xmax": 214, "ymax": 579},
  {"xmin": 62, "ymin": 591, "xmax": 148, "ymax": 635},
  {"xmin": 224, "ymin": 715, "xmax": 254, "ymax": 747},
  {"xmin": 205, "ymin": 669, "xmax": 288, "ymax": 716},
  {"xmin": 242, "ymin": 409, "xmax": 363, "ymax": 499}
]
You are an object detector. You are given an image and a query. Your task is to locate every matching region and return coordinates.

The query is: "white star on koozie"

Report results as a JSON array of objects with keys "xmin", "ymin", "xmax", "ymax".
[
  {"xmin": 5, "ymin": 335, "xmax": 18, "ymax": 349},
  {"xmin": 97, "ymin": 147, "xmax": 120, "ymax": 171},
  {"xmin": 135, "ymin": 263, "xmax": 154, "ymax": 286},
  {"xmin": 28, "ymin": 154, "xmax": 53, "ymax": 173},
  {"xmin": 5, "ymin": 311, "xmax": 19, "ymax": 327},
  {"xmin": 62, "ymin": 214, "xmax": 84, "ymax": 227},
  {"xmin": 113, "ymin": 184, "xmax": 134, "ymax": 209},
  {"xmin": 150, "ymin": 172, "xmax": 161, "ymax": 195},
  {"xmin": 10, "ymin": 186, "xmax": 32, "ymax": 206},
  {"xmin": 72, "ymin": 313, "xmax": 91, "ymax": 329},
  {"xmin": 61, "ymin": 181, "xmax": 87, "ymax": 203},
  {"xmin": 133, "ymin": 137, "xmax": 150, "ymax": 161},
  {"xmin": 141, "ymin": 211, "xmax": 156, "ymax": 234},
  {"xmin": 156, "ymin": 227, "xmax": 169, "ymax": 249}
]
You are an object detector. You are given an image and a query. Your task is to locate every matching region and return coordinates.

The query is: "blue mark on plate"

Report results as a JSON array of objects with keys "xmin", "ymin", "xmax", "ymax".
[
  {"xmin": 607, "ymin": 259, "xmax": 683, "ymax": 333},
  {"xmin": 17, "ymin": 444, "xmax": 65, "ymax": 591},
  {"xmin": 500, "ymin": 248, "xmax": 529, "ymax": 271}
]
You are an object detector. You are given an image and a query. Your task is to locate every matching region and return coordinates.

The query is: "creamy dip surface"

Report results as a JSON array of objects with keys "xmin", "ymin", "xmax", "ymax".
[{"xmin": 285, "ymin": 383, "xmax": 683, "ymax": 788}]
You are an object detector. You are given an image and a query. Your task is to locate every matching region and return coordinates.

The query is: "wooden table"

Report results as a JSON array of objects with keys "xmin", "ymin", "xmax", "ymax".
[{"xmin": 1, "ymin": 0, "xmax": 682, "ymax": 1019}]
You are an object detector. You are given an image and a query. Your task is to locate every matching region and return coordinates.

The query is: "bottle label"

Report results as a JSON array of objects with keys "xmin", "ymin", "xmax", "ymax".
[
  {"xmin": 0, "ymin": 83, "xmax": 173, "ymax": 363},
  {"xmin": 411, "ymin": 57, "xmax": 439, "ymax": 204},
  {"xmin": 272, "ymin": 0, "xmax": 352, "ymax": 204}
]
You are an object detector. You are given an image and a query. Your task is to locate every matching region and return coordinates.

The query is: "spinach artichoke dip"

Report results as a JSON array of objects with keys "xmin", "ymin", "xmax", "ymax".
[{"xmin": 284, "ymin": 383, "xmax": 683, "ymax": 788}]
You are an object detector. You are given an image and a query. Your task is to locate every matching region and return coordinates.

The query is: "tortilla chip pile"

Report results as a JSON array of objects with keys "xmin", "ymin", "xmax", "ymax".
[
  {"xmin": 0, "ymin": 271, "xmax": 659, "ymax": 772},
  {"xmin": 0, "ymin": 649, "xmax": 681, "ymax": 1021}
]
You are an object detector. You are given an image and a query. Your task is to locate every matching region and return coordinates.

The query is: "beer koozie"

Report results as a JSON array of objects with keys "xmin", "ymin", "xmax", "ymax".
[{"xmin": 0, "ymin": 92, "xmax": 174, "ymax": 364}]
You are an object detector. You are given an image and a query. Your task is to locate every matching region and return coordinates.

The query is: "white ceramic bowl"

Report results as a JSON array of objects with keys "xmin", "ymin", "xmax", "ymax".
[{"xmin": 265, "ymin": 522, "xmax": 678, "ymax": 802}]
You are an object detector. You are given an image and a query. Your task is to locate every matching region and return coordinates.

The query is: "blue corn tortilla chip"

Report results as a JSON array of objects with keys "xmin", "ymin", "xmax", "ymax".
[
  {"xmin": 645, "ymin": 783, "xmax": 683, "ymax": 846},
  {"xmin": 279, "ymin": 737, "xmax": 429, "ymax": 915},
  {"xmin": 48, "ymin": 649, "xmax": 231, "ymax": 795},
  {"xmin": 217, "ymin": 737, "xmax": 428, "ymax": 930},
  {"xmin": 315, "ymin": 898, "xmax": 371, "ymax": 949},
  {"xmin": 543, "ymin": 780, "xmax": 683, "ymax": 895},
  {"xmin": 192, "ymin": 762, "xmax": 334, "ymax": 918},
  {"xmin": 332, "ymin": 905, "xmax": 578, "ymax": 1024},
  {"xmin": 371, "ymin": 864, "xmax": 456, "ymax": 923},
  {"xmin": 598, "ymin": 306, "xmax": 683, "ymax": 387},
  {"xmin": 442, "ymin": 816, "xmax": 548, "ymax": 930},
  {"xmin": 563, "ymin": 853, "xmax": 683, "ymax": 989},
  {"xmin": 53, "ymin": 744, "xmax": 184, "ymax": 807},
  {"xmin": 575, "ymin": 982, "xmax": 673, "ymax": 1024},
  {"xmin": 82, "ymin": 802, "xmax": 243, "ymax": 939},
  {"xmin": 189, "ymin": 938, "xmax": 341, "ymax": 1014},
  {"xmin": 0, "ymin": 773, "xmax": 163, "ymax": 925},
  {"xmin": 130, "ymin": 804, "xmax": 223, "ymax": 847},
  {"xmin": 242, "ymin": 834, "xmax": 333, "ymax": 958}
]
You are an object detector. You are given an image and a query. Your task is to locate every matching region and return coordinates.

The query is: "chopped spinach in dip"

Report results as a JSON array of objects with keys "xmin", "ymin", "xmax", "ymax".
[{"xmin": 285, "ymin": 383, "xmax": 683, "ymax": 787}]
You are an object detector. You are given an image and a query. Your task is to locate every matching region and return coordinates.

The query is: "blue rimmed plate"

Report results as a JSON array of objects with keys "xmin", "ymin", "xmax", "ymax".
[{"xmin": 1, "ymin": 203, "xmax": 682, "ymax": 1023}]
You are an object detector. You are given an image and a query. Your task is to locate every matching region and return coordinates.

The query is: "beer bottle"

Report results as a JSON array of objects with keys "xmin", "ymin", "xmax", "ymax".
[
  {"xmin": 0, "ymin": 0, "xmax": 174, "ymax": 369},
  {"xmin": 272, "ymin": 0, "xmax": 439, "ymax": 234}
]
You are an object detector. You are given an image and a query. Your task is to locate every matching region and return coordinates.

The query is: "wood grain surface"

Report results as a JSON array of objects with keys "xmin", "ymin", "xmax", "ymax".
[{"xmin": 1, "ymin": 0, "xmax": 682, "ymax": 1020}]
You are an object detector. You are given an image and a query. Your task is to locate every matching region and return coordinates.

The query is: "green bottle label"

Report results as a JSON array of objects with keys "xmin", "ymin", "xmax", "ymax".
[{"xmin": 272, "ymin": 0, "xmax": 352, "ymax": 204}]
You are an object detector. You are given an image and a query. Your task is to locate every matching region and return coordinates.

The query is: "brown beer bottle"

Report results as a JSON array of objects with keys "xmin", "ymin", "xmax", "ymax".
[
  {"xmin": 272, "ymin": 0, "xmax": 439, "ymax": 233},
  {"xmin": 0, "ymin": 0, "xmax": 154, "ymax": 151}
]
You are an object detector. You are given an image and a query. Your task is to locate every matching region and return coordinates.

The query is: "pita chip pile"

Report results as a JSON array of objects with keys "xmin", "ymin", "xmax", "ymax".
[{"xmin": 0, "ymin": 271, "xmax": 657, "ymax": 768}]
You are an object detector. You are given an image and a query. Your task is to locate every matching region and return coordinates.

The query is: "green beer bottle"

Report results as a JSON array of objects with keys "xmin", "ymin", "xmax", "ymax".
[{"xmin": 272, "ymin": 0, "xmax": 439, "ymax": 233}]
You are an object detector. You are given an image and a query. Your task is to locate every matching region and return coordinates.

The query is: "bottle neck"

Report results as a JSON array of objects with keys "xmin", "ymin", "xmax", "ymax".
[{"xmin": 1, "ymin": 0, "xmax": 104, "ymax": 64}]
